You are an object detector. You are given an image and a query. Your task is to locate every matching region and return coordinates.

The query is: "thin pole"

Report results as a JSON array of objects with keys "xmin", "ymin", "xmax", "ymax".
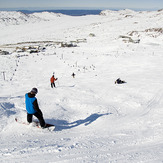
[{"xmin": 2, "ymin": 71, "xmax": 5, "ymax": 80}]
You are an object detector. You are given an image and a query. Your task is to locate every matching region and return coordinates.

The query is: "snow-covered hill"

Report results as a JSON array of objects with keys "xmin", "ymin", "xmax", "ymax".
[
  {"xmin": 0, "ymin": 11, "xmax": 44, "ymax": 26},
  {"xmin": 0, "ymin": 11, "xmax": 66, "ymax": 26},
  {"xmin": 0, "ymin": 10, "xmax": 163, "ymax": 162}
]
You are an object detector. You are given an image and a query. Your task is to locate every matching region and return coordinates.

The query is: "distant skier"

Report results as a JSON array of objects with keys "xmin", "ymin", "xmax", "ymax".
[
  {"xmin": 50, "ymin": 75, "xmax": 58, "ymax": 88},
  {"xmin": 72, "ymin": 72, "xmax": 75, "ymax": 78},
  {"xmin": 115, "ymin": 78, "xmax": 126, "ymax": 84},
  {"xmin": 25, "ymin": 88, "xmax": 46, "ymax": 128}
]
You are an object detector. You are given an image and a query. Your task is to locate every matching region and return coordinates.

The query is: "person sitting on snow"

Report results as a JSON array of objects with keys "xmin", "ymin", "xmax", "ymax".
[{"xmin": 115, "ymin": 78, "xmax": 126, "ymax": 84}]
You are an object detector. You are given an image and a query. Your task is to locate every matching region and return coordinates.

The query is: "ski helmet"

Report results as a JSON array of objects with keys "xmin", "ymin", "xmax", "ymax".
[{"xmin": 31, "ymin": 88, "xmax": 38, "ymax": 94}]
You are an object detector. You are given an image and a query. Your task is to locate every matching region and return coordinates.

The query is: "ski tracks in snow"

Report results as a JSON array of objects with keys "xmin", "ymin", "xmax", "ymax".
[{"xmin": 141, "ymin": 89, "xmax": 163, "ymax": 117}]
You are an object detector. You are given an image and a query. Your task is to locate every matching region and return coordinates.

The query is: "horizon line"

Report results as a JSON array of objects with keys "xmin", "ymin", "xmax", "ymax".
[{"xmin": 0, "ymin": 6, "xmax": 161, "ymax": 12}]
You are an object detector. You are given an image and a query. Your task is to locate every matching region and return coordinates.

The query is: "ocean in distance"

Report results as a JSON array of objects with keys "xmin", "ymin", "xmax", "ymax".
[{"xmin": 18, "ymin": 10, "xmax": 102, "ymax": 16}]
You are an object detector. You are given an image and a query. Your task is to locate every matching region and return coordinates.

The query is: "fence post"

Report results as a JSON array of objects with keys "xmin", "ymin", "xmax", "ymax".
[{"xmin": 2, "ymin": 71, "xmax": 6, "ymax": 80}]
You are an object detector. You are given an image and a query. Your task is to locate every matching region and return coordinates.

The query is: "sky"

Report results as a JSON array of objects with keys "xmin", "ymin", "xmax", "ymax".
[{"xmin": 0, "ymin": 0, "xmax": 163, "ymax": 10}]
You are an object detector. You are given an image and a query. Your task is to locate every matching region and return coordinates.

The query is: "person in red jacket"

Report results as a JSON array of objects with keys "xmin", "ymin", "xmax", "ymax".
[{"xmin": 50, "ymin": 75, "xmax": 58, "ymax": 88}]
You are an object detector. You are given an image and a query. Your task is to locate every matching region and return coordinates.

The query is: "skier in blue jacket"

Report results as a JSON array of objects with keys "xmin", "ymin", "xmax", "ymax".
[{"xmin": 25, "ymin": 88, "xmax": 46, "ymax": 128}]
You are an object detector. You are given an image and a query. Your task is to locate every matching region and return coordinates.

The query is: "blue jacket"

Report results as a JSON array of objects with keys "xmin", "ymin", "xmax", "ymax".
[{"xmin": 25, "ymin": 93, "xmax": 37, "ymax": 114}]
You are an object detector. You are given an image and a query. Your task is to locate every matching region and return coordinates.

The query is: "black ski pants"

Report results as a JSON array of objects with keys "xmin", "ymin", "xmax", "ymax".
[
  {"xmin": 27, "ymin": 112, "xmax": 45, "ymax": 127},
  {"xmin": 51, "ymin": 82, "xmax": 56, "ymax": 88}
]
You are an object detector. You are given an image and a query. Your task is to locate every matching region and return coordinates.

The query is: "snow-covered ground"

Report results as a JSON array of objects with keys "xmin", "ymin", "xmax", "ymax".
[{"xmin": 0, "ymin": 9, "xmax": 163, "ymax": 162}]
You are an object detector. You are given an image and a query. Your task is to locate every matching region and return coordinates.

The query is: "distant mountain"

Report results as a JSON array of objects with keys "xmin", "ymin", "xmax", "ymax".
[
  {"xmin": 0, "ymin": 11, "xmax": 64, "ymax": 26},
  {"xmin": 1, "ymin": 9, "xmax": 163, "ymax": 27}
]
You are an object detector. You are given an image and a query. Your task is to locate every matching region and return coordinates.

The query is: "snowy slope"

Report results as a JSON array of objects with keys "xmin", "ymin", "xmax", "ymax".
[
  {"xmin": 0, "ymin": 10, "xmax": 163, "ymax": 162},
  {"xmin": 0, "ymin": 11, "xmax": 47, "ymax": 26}
]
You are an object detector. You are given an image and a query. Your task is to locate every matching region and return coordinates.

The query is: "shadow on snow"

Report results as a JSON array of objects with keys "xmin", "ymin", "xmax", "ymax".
[
  {"xmin": 47, "ymin": 113, "xmax": 112, "ymax": 131},
  {"xmin": 0, "ymin": 102, "xmax": 16, "ymax": 118}
]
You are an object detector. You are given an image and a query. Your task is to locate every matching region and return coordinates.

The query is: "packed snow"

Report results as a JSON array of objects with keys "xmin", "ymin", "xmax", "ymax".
[{"xmin": 0, "ymin": 9, "xmax": 163, "ymax": 162}]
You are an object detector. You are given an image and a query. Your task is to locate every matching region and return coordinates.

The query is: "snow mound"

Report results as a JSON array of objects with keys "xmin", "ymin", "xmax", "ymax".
[
  {"xmin": 32, "ymin": 11, "xmax": 65, "ymax": 20},
  {"xmin": 100, "ymin": 9, "xmax": 136, "ymax": 16},
  {"xmin": 0, "ymin": 11, "xmax": 46, "ymax": 26},
  {"xmin": 0, "ymin": 11, "xmax": 67, "ymax": 26}
]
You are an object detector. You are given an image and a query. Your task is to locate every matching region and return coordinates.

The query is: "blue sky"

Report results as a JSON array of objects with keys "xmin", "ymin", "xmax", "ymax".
[{"xmin": 0, "ymin": 0, "xmax": 163, "ymax": 10}]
